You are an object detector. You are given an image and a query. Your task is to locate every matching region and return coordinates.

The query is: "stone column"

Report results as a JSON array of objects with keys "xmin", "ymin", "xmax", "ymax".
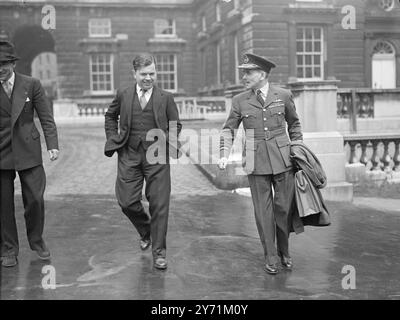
[{"xmin": 287, "ymin": 80, "xmax": 353, "ymax": 202}]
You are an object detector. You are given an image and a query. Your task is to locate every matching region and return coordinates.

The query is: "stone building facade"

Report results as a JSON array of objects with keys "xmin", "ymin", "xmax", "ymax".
[{"xmin": 0, "ymin": 0, "xmax": 399, "ymax": 99}]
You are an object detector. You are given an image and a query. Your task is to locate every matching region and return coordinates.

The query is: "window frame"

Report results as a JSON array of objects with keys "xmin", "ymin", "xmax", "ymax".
[
  {"xmin": 216, "ymin": 41, "xmax": 222, "ymax": 84},
  {"xmin": 89, "ymin": 53, "xmax": 114, "ymax": 95},
  {"xmin": 201, "ymin": 15, "xmax": 207, "ymax": 32},
  {"xmin": 216, "ymin": 1, "xmax": 221, "ymax": 22},
  {"xmin": 88, "ymin": 18, "xmax": 112, "ymax": 38},
  {"xmin": 154, "ymin": 18, "xmax": 176, "ymax": 38},
  {"xmin": 155, "ymin": 53, "xmax": 178, "ymax": 93},
  {"xmin": 234, "ymin": 33, "xmax": 239, "ymax": 84},
  {"xmin": 295, "ymin": 25, "xmax": 324, "ymax": 81}
]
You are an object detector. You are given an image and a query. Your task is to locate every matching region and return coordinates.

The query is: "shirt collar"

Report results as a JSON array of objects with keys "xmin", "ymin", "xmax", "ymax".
[
  {"xmin": 256, "ymin": 81, "xmax": 269, "ymax": 98},
  {"xmin": 136, "ymin": 84, "xmax": 153, "ymax": 96},
  {"xmin": 2, "ymin": 72, "xmax": 15, "ymax": 88}
]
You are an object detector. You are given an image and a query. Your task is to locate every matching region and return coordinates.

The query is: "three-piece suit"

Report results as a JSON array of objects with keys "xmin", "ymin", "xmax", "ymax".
[{"xmin": 104, "ymin": 85, "xmax": 181, "ymax": 259}]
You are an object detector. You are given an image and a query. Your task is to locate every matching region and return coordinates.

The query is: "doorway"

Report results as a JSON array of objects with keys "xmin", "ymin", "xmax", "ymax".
[{"xmin": 372, "ymin": 41, "xmax": 396, "ymax": 89}]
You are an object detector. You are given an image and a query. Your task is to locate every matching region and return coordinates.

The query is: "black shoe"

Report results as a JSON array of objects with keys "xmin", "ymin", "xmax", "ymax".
[
  {"xmin": 154, "ymin": 257, "xmax": 168, "ymax": 270},
  {"xmin": 140, "ymin": 238, "xmax": 151, "ymax": 251},
  {"xmin": 2, "ymin": 256, "xmax": 18, "ymax": 267},
  {"xmin": 35, "ymin": 248, "xmax": 51, "ymax": 260},
  {"xmin": 281, "ymin": 256, "xmax": 293, "ymax": 269},
  {"xmin": 264, "ymin": 263, "xmax": 279, "ymax": 275}
]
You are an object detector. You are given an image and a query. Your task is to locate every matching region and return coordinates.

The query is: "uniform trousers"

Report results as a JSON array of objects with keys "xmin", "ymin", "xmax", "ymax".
[{"xmin": 248, "ymin": 169, "xmax": 295, "ymax": 265}]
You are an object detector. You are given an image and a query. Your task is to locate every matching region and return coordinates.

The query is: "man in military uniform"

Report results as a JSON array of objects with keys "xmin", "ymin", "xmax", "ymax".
[{"xmin": 218, "ymin": 53, "xmax": 303, "ymax": 274}]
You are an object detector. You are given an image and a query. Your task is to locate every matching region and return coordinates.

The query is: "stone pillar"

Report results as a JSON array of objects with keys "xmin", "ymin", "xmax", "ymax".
[{"xmin": 287, "ymin": 80, "xmax": 353, "ymax": 202}]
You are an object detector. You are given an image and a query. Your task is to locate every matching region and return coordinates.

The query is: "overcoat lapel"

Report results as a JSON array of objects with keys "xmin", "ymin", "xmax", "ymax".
[
  {"xmin": 126, "ymin": 86, "xmax": 135, "ymax": 130},
  {"xmin": 0, "ymin": 85, "xmax": 12, "ymax": 115},
  {"xmin": 11, "ymin": 73, "xmax": 29, "ymax": 129},
  {"xmin": 151, "ymin": 86, "xmax": 162, "ymax": 127}
]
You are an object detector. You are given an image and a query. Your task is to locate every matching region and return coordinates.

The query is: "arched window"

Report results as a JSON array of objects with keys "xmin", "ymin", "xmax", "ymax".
[
  {"xmin": 31, "ymin": 52, "xmax": 58, "ymax": 98},
  {"xmin": 372, "ymin": 41, "xmax": 396, "ymax": 89},
  {"xmin": 379, "ymin": 0, "xmax": 395, "ymax": 12}
]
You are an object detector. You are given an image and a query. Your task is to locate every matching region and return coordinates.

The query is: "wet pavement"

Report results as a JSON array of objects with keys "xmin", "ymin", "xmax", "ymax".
[{"xmin": 1, "ymin": 123, "xmax": 400, "ymax": 300}]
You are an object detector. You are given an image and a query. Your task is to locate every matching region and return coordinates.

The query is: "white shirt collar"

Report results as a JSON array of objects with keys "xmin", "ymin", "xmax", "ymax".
[
  {"xmin": 256, "ymin": 81, "xmax": 269, "ymax": 99},
  {"xmin": 2, "ymin": 72, "xmax": 15, "ymax": 89},
  {"xmin": 136, "ymin": 84, "xmax": 153, "ymax": 99}
]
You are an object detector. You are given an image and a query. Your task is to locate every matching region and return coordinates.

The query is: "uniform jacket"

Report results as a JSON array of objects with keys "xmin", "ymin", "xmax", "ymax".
[
  {"xmin": 0, "ymin": 72, "xmax": 58, "ymax": 171},
  {"xmin": 220, "ymin": 84, "xmax": 302, "ymax": 174},
  {"xmin": 289, "ymin": 141, "xmax": 331, "ymax": 233},
  {"xmin": 104, "ymin": 85, "xmax": 182, "ymax": 158}
]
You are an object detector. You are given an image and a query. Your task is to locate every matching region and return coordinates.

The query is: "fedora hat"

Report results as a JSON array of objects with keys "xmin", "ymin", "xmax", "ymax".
[
  {"xmin": 0, "ymin": 40, "xmax": 20, "ymax": 63},
  {"xmin": 238, "ymin": 53, "xmax": 276, "ymax": 73}
]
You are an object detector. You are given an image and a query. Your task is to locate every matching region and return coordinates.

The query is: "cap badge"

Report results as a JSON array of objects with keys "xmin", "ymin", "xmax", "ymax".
[{"xmin": 243, "ymin": 56, "xmax": 249, "ymax": 64}]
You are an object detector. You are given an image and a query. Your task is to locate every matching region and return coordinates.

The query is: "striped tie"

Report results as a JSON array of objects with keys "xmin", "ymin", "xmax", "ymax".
[
  {"xmin": 256, "ymin": 89, "xmax": 264, "ymax": 106},
  {"xmin": 139, "ymin": 89, "xmax": 147, "ymax": 109},
  {"xmin": 2, "ymin": 81, "xmax": 12, "ymax": 99}
]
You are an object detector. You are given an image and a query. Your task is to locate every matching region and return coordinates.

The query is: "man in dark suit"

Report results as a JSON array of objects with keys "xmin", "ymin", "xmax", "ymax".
[
  {"xmin": 104, "ymin": 53, "xmax": 181, "ymax": 270},
  {"xmin": 218, "ymin": 53, "xmax": 303, "ymax": 274},
  {"xmin": 0, "ymin": 40, "xmax": 59, "ymax": 268}
]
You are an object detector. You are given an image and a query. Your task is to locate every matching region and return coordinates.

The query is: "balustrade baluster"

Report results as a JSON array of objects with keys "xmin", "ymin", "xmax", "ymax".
[
  {"xmin": 380, "ymin": 139, "xmax": 392, "ymax": 172},
  {"xmin": 393, "ymin": 139, "xmax": 400, "ymax": 172},
  {"xmin": 370, "ymin": 140, "xmax": 382, "ymax": 171},
  {"xmin": 359, "ymin": 141, "xmax": 369, "ymax": 165},
  {"xmin": 348, "ymin": 141, "xmax": 359, "ymax": 164}
]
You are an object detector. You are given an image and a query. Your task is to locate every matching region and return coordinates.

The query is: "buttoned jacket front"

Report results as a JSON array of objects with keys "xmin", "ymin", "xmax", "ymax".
[{"xmin": 220, "ymin": 85, "xmax": 303, "ymax": 174}]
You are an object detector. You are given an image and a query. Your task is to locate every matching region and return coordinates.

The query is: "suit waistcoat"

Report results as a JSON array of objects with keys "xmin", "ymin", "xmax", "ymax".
[
  {"xmin": 129, "ymin": 93, "xmax": 157, "ymax": 150},
  {"xmin": 0, "ymin": 87, "xmax": 14, "ymax": 169}
]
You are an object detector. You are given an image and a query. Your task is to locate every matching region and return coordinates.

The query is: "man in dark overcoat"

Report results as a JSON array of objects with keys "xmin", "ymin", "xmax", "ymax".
[{"xmin": 0, "ymin": 40, "xmax": 59, "ymax": 268}]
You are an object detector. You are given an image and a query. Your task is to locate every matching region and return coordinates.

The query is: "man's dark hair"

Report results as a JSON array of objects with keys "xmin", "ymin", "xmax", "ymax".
[{"xmin": 132, "ymin": 53, "xmax": 156, "ymax": 71}]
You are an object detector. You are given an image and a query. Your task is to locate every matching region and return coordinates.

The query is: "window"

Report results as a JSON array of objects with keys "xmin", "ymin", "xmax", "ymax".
[
  {"xmin": 201, "ymin": 48, "xmax": 207, "ymax": 87},
  {"xmin": 90, "ymin": 54, "xmax": 114, "ymax": 93},
  {"xmin": 379, "ymin": 0, "xmax": 395, "ymax": 11},
  {"xmin": 154, "ymin": 19, "xmax": 176, "ymax": 37},
  {"xmin": 89, "ymin": 19, "xmax": 111, "ymax": 37},
  {"xmin": 201, "ymin": 15, "xmax": 207, "ymax": 32},
  {"xmin": 216, "ymin": 41, "xmax": 221, "ymax": 84},
  {"xmin": 372, "ymin": 41, "xmax": 396, "ymax": 89},
  {"xmin": 233, "ymin": 33, "xmax": 239, "ymax": 84},
  {"xmin": 155, "ymin": 54, "xmax": 177, "ymax": 92},
  {"xmin": 216, "ymin": 1, "xmax": 221, "ymax": 22},
  {"xmin": 296, "ymin": 26, "xmax": 324, "ymax": 80}
]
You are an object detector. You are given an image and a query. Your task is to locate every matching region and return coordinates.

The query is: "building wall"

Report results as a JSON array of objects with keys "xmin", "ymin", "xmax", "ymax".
[
  {"xmin": 1, "ymin": 0, "xmax": 399, "ymax": 99},
  {"xmin": 193, "ymin": 0, "xmax": 400, "ymax": 90},
  {"xmin": 0, "ymin": 2, "xmax": 196, "ymax": 99}
]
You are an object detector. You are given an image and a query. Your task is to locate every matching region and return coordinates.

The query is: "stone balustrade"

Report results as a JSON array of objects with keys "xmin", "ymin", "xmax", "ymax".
[
  {"xmin": 174, "ymin": 96, "xmax": 227, "ymax": 120},
  {"xmin": 337, "ymin": 88, "xmax": 400, "ymax": 134},
  {"xmin": 343, "ymin": 133, "xmax": 400, "ymax": 184},
  {"xmin": 75, "ymin": 99, "xmax": 109, "ymax": 117}
]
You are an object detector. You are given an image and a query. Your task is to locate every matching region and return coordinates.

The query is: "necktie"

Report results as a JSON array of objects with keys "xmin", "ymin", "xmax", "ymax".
[
  {"xmin": 139, "ymin": 89, "xmax": 147, "ymax": 110},
  {"xmin": 256, "ymin": 89, "xmax": 264, "ymax": 106},
  {"xmin": 2, "ymin": 81, "xmax": 12, "ymax": 99}
]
